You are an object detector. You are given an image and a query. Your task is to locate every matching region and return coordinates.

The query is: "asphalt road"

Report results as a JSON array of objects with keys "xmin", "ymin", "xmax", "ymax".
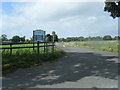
[{"xmin": 2, "ymin": 44, "xmax": 119, "ymax": 88}]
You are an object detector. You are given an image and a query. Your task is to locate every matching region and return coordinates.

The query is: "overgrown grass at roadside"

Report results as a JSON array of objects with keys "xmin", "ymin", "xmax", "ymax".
[
  {"xmin": 2, "ymin": 48, "xmax": 66, "ymax": 75},
  {"xmin": 63, "ymin": 40, "xmax": 119, "ymax": 52}
]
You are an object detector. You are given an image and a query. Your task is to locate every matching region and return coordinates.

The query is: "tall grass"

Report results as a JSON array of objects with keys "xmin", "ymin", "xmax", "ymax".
[
  {"xmin": 63, "ymin": 40, "xmax": 119, "ymax": 52},
  {"xmin": 2, "ymin": 48, "xmax": 66, "ymax": 75}
]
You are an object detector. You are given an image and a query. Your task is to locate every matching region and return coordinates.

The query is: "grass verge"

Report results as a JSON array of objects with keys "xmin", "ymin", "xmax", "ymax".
[
  {"xmin": 63, "ymin": 41, "xmax": 119, "ymax": 52},
  {"xmin": 2, "ymin": 48, "xmax": 66, "ymax": 75}
]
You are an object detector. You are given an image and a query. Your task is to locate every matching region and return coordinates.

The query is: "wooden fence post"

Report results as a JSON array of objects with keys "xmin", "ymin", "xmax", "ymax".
[
  {"xmin": 37, "ymin": 41, "xmax": 39, "ymax": 54},
  {"xmin": 10, "ymin": 43, "xmax": 12, "ymax": 55},
  {"xmin": 33, "ymin": 42, "xmax": 34, "ymax": 51},
  {"xmin": 54, "ymin": 42, "xmax": 56, "ymax": 52},
  {"xmin": 44, "ymin": 42, "xmax": 46, "ymax": 53},
  {"xmin": 46, "ymin": 42, "xmax": 48, "ymax": 53}
]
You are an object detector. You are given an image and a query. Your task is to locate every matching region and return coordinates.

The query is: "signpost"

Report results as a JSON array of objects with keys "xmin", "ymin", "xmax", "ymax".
[
  {"xmin": 33, "ymin": 29, "xmax": 46, "ymax": 53},
  {"xmin": 33, "ymin": 30, "xmax": 46, "ymax": 41}
]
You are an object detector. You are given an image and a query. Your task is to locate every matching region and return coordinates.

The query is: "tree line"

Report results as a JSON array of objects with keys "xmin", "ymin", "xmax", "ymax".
[
  {"xmin": 1, "ymin": 33, "xmax": 119, "ymax": 43},
  {"xmin": 0, "ymin": 31, "xmax": 58, "ymax": 43},
  {"xmin": 59, "ymin": 35, "xmax": 120, "ymax": 42}
]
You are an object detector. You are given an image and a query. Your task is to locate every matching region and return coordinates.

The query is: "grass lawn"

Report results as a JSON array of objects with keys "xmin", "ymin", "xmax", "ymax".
[{"xmin": 63, "ymin": 40, "xmax": 119, "ymax": 52}]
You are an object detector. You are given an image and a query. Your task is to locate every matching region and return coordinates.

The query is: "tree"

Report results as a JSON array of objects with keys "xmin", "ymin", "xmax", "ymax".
[
  {"xmin": 20, "ymin": 36, "xmax": 25, "ymax": 42},
  {"xmin": 45, "ymin": 34, "xmax": 52, "ymax": 42},
  {"xmin": 66, "ymin": 37, "xmax": 72, "ymax": 42},
  {"xmin": 52, "ymin": 31, "xmax": 58, "ymax": 42},
  {"xmin": 78, "ymin": 37, "xmax": 84, "ymax": 41},
  {"xmin": 1, "ymin": 34, "xmax": 7, "ymax": 41},
  {"xmin": 52, "ymin": 31, "xmax": 56, "ymax": 35},
  {"xmin": 103, "ymin": 35, "xmax": 112, "ymax": 40},
  {"xmin": 11, "ymin": 35, "xmax": 20, "ymax": 43},
  {"xmin": 59, "ymin": 38, "xmax": 66, "ymax": 42},
  {"xmin": 91, "ymin": 37, "xmax": 96, "ymax": 40},
  {"xmin": 95, "ymin": 36, "xmax": 102, "ymax": 40},
  {"xmin": 104, "ymin": 1, "xmax": 120, "ymax": 18},
  {"xmin": 114, "ymin": 36, "xmax": 120, "ymax": 40}
]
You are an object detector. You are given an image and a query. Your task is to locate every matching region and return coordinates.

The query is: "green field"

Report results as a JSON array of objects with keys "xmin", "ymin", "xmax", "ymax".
[
  {"xmin": 63, "ymin": 40, "xmax": 119, "ymax": 52},
  {"xmin": 2, "ymin": 43, "xmax": 50, "ymax": 54}
]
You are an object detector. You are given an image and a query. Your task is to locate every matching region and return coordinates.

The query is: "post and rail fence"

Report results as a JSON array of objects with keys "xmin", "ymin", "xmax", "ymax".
[{"xmin": 0, "ymin": 42, "xmax": 55, "ymax": 55}]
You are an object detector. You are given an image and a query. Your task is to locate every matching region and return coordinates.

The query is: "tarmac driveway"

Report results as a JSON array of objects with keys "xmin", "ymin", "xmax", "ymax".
[{"xmin": 2, "ymin": 44, "xmax": 119, "ymax": 88}]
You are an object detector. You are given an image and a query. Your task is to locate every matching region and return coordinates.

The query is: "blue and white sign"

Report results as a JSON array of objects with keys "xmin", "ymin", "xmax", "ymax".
[{"xmin": 33, "ymin": 30, "xmax": 46, "ymax": 41}]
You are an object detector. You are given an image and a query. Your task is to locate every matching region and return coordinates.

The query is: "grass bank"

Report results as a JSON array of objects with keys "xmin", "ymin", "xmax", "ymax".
[
  {"xmin": 63, "ymin": 40, "xmax": 119, "ymax": 52},
  {"xmin": 2, "ymin": 48, "xmax": 66, "ymax": 75}
]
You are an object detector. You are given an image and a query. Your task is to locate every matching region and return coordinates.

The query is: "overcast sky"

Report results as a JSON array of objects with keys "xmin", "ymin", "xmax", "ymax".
[{"xmin": 0, "ymin": 1, "xmax": 118, "ymax": 39}]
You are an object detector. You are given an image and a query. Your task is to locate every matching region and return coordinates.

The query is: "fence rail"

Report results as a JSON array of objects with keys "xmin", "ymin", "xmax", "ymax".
[
  {"xmin": 0, "ymin": 42, "xmax": 47, "ymax": 45},
  {"xmin": 1, "ymin": 42, "xmax": 55, "ymax": 55}
]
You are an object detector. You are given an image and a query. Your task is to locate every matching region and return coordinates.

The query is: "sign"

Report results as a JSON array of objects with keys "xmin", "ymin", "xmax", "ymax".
[{"xmin": 33, "ymin": 30, "xmax": 46, "ymax": 41}]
